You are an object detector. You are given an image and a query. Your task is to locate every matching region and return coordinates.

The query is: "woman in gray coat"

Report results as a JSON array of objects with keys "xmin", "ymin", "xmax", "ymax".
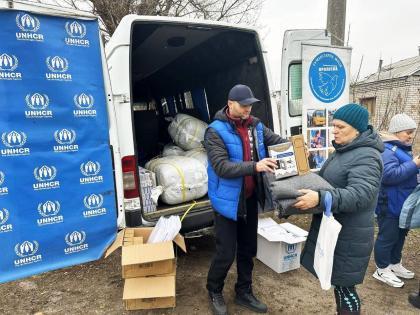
[{"xmin": 294, "ymin": 103, "xmax": 384, "ymax": 315}]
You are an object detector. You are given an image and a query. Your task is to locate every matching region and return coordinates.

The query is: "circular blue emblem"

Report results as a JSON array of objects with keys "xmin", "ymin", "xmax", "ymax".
[{"xmin": 309, "ymin": 52, "xmax": 346, "ymax": 103}]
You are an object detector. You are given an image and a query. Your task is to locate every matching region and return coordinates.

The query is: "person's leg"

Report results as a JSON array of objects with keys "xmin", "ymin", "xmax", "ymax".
[
  {"xmin": 334, "ymin": 286, "xmax": 361, "ymax": 314},
  {"xmin": 234, "ymin": 195, "xmax": 267, "ymax": 313},
  {"xmin": 373, "ymin": 215, "xmax": 405, "ymax": 286},
  {"xmin": 207, "ymin": 212, "xmax": 237, "ymax": 292},
  {"xmin": 235, "ymin": 195, "xmax": 258, "ymax": 294},
  {"xmin": 389, "ymin": 227, "xmax": 414, "ymax": 278},
  {"xmin": 390, "ymin": 227, "xmax": 408, "ymax": 264},
  {"xmin": 207, "ymin": 212, "xmax": 237, "ymax": 315},
  {"xmin": 408, "ymin": 281, "xmax": 420, "ymax": 309},
  {"xmin": 374, "ymin": 215, "xmax": 399, "ymax": 268}
]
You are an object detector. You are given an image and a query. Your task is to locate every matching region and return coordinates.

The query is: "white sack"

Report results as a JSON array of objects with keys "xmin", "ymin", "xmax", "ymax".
[
  {"xmin": 184, "ymin": 147, "xmax": 208, "ymax": 168},
  {"xmin": 145, "ymin": 156, "xmax": 208, "ymax": 205},
  {"xmin": 168, "ymin": 113, "xmax": 208, "ymax": 150},
  {"xmin": 162, "ymin": 143, "xmax": 185, "ymax": 157}
]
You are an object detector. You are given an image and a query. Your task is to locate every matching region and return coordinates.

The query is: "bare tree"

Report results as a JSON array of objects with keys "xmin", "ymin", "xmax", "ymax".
[{"xmin": 27, "ymin": 0, "xmax": 263, "ymax": 36}]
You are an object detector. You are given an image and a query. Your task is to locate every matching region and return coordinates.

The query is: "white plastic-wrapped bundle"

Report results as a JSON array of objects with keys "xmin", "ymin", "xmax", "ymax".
[
  {"xmin": 168, "ymin": 113, "xmax": 208, "ymax": 150},
  {"xmin": 184, "ymin": 147, "xmax": 208, "ymax": 168},
  {"xmin": 162, "ymin": 143, "xmax": 185, "ymax": 157},
  {"xmin": 145, "ymin": 156, "xmax": 208, "ymax": 205}
]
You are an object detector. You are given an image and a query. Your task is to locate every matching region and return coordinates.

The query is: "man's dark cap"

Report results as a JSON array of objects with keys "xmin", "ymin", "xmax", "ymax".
[{"xmin": 228, "ymin": 84, "xmax": 260, "ymax": 105}]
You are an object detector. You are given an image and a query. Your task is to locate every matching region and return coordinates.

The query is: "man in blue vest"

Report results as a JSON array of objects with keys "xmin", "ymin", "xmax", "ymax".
[{"xmin": 205, "ymin": 84, "xmax": 286, "ymax": 315}]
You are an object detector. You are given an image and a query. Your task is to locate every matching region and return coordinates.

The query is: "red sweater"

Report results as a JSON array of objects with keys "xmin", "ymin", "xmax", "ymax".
[{"xmin": 226, "ymin": 109, "xmax": 255, "ymax": 198}]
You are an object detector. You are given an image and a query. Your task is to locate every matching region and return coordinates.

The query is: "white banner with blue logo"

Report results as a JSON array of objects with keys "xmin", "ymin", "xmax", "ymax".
[
  {"xmin": 0, "ymin": 9, "xmax": 117, "ymax": 283},
  {"xmin": 302, "ymin": 44, "xmax": 351, "ymax": 170}
]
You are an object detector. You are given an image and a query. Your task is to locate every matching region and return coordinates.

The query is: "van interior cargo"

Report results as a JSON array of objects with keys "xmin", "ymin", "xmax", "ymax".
[{"xmin": 130, "ymin": 21, "xmax": 274, "ymax": 220}]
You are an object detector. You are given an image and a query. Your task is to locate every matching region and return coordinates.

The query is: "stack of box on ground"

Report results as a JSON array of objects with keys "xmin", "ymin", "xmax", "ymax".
[
  {"xmin": 256, "ymin": 218, "xmax": 308, "ymax": 273},
  {"xmin": 138, "ymin": 167, "xmax": 157, "ymax": 213},
  {"xmin": 105, "ymin": 227, "xmax": 186, "ymax": 310}
]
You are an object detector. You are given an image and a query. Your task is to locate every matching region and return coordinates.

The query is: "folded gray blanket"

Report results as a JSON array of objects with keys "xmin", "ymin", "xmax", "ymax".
[{"xmin": 265, "ymin": 172, "xmax": 334, "ymax": 217}]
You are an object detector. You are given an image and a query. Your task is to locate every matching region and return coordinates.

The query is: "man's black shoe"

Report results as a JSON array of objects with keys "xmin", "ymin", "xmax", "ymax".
[
  {"xmin": 408, "ymin": 292, "xmax": 420, "ymax": 309},
  {"xmin": 209, "ymin": 291, "xmax": 228, "ymax": 315},
  {"xmin": 235, "ymin": 290, "xmax": 268, "ymax": 313}
]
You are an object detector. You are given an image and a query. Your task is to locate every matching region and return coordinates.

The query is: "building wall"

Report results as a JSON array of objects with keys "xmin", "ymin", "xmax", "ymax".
[{"xmin": 351, "ymin": 75, "xmax": 420, "ymax": 152}]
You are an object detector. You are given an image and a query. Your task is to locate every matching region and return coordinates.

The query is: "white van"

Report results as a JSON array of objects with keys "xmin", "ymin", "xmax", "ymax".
[
  {"xmin": 105, "ymin": 15, "xmax": 285, "ymax": 230},
  {"xmin": 105, "ymin": 16, "xmax": 332, "ymax": 230}
]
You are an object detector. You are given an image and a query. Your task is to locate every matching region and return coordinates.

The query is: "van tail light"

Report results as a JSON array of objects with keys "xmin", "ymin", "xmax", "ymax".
[{"xmin": 121, "ymin": 155, "xmax": 139, "ymax": 199}]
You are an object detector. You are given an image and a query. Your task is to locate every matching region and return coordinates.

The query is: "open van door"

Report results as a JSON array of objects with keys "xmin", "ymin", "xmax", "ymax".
[
  {"xmin": 0, "ymin": 1, "xmax": 123, "ymax": 283},
  {"xmin": 280, "ymin": 29, "xmax": 331, "ymax": 137}
]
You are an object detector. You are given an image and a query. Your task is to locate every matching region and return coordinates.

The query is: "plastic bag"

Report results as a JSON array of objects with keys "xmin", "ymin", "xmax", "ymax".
[{"xmin": 313, "ymin": 191, "xmax": 342, "ymax": 290}]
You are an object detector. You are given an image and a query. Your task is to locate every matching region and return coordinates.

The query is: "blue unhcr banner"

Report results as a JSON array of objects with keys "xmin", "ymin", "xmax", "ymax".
[{"xmin": 0, "ymin": 9, "xmax": 117, "ymax": 283}]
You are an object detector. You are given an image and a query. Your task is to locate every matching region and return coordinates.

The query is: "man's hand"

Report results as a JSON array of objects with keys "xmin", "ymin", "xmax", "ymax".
[
  {"xmin": 294, "ymin": 189, "xmax": 319, "ymax": 210},
  {"xmin": 255, "ymin": 158, "xmax": 278, "ymax": 173}
]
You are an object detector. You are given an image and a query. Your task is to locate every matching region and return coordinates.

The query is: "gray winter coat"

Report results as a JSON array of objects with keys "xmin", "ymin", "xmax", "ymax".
[{"xmin": 301, "ymin": 126, "xmax": 384, "ymax": 287}]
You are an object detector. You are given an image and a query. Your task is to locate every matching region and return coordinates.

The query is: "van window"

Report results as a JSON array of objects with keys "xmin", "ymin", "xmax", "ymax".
[{"xmin": 288, "ymin": 63, "xmax": 302, "ymax": 117}]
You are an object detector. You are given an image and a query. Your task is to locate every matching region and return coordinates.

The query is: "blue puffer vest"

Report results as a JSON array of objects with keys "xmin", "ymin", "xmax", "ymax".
[{"xmin": 207, "ymin": 120, "xmax": 266, "ymax": 220}]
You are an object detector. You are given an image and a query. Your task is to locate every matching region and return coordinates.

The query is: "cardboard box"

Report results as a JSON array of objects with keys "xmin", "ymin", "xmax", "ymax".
[
  {"xmin": 256, "ymin": 218, "xmax": 307, "ymax": 273},
  {"xmin": 268, "ymin": 142, "xmax": 298, "ymax": 179},
  {"xmin": 291, "ymin": 135, "xmax": 310, "ymax": 175},
  {"xmin": 105, "ymin": 227, "xmax": 186, "ymax": 278},
  {"xmin": 267, "ymin": 135, "xmax": 310, "ymax": 180},
  {"xmin": 123, "ymin": 273, "xmax": 176, "ymax": 310}
]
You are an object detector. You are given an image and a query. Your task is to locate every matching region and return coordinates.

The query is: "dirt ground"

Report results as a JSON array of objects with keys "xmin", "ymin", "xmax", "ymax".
[{"xmin": 0, "ymin": 214, "xmax": 418, "ymax": 315}]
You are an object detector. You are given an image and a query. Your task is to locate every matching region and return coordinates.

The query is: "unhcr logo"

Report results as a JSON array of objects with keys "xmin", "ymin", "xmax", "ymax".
[
  {"xmin": 53, "ymin": 128, "xmax": 78, "ymax": 153},
  {"xmin": 37, "ymin": 200, "xmax": 63, "ymax": 226},
  {"xmin": 0, "ymin": 53, "xmax": 22, "ymax": 80},
  {"xmin": 80, "ymin": 161, "xmax": 103, "ymax": 184},
  {"xmin": 15, "ymin": 13, "xmax": 44, "ymax": 41},
  {"xmin": 0, "ymin": 171, "xmax": 8, "ymax": 195},
  {"xmin": 83, "ymin": 193, "xmax": 106, "ymax": 218},
  {"xmin": 65, "ymin": 230, "xmax": 88, "ymax": 254},
  {"xmin": 14, "ymin": 240, "xmax": 42, "ymax": 267},
  {"xmin": 0, "ymin": 208, "xmax": 13, "ymax": 233},
  {"xmin": 65, "ymin": 21, "xmax": 89, "ymax": 47},
  {"xmin": 25, "ymin": 93, "xmax": 53, "ymax": 118},
  {"xmin": 1, "ymin": 130, "xmax": 30, "ymax": 156},
  {"xmin": 45, "ymin": 56, "xmax": 71, "ymax": 81},
  {"xmin": 0, "ymin": 208, "xmax": 10, "ymax": 225},
  {"xmin": 73, "ymin": 93, "xmax": 96, "ymax": 117},
  {"xmin": 33, "ymin": 165, "xmax": 60, "ymax": 191}
]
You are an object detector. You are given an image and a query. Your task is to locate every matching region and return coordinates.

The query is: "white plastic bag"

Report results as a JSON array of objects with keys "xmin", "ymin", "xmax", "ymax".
[
  {"xmin": 147, "ymin": 215, "xmax": 181, "ymax": 244},
  {"xmin": 313, "ymin": 192, "xmax": 342, "ymax": 290}
]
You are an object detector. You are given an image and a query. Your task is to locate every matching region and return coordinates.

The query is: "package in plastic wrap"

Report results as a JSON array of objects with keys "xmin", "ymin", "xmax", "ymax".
[
  {"xmin": 162, "ymin": 143, "xmax": 185, "ymax": 157},
  {"xmin": 184, "ymin": 147, "xmax": 208, "ymax": 168},
  {"xmin": 168, "ymin": 113, "xmax": 208, "ymax": 150},
  {"xmin": 138, "ymin": 167, "xmax": 157, "ymax": 213},
  {"xmin": 145, "ymin": 156, "xmax": 208, "ymax": 205}
]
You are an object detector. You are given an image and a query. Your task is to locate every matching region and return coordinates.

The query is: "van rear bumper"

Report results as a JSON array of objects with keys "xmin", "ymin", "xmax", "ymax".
[{"xmin": 180, "ymin": 208, "xmax": 214, "ymax": 233}]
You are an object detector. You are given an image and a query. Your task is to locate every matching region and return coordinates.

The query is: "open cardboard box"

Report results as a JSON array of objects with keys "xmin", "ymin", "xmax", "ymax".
[{"xmin": 105, "ymin": 227, "xmax": 187, "ymax": 278}]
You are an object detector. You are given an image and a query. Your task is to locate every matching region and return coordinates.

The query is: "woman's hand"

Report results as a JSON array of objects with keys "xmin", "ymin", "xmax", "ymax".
[{"xmin": 294, "ymin": 189, "xmax": 319, "ymax": 210}]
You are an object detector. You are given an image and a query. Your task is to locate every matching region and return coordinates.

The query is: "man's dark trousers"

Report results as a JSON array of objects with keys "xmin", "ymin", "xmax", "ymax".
[{"xmin": 206, "ymin": 194, "xmax": 258, "ymax": 294}]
